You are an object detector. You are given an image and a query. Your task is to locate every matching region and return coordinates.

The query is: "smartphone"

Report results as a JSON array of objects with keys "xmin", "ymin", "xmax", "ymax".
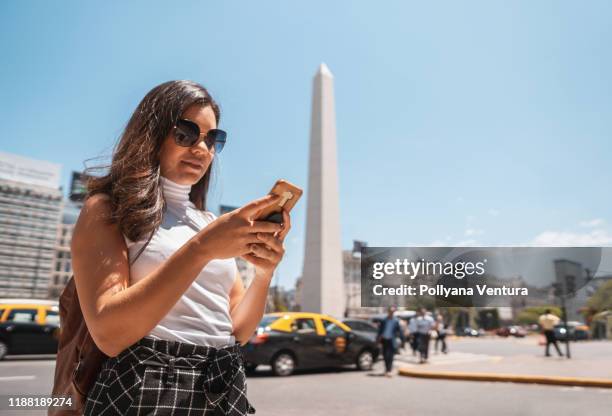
[{"xmin": 255, "ymin": 179, "xmax": 303, "ymax": 224}]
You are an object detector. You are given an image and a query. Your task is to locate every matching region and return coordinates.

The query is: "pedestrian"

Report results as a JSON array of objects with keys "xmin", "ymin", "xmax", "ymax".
[
  {"xmin": 408, "ymin": 315, "xmax": 419, "ymax": 356},
  {"xmin": 398, "ymin": 317, "xmax": 408, "ymax": 354},
  {"xmin": 538, "ymin": 309, "xmax": 564, "ymax": 357},
  {"xmin": 71, "ymin": 80, "xmax": 293, "ymax": 415},
  {"xmin": 376, "ymin": 306, "xmax": 405, "ymax": 377},
  {"xmin": 415, "ymin": 308, "xmax": 435, "ymax": 363},
  {"xmin": 434, "ymin": 313, "xmax": 448, "ymax": 354}
]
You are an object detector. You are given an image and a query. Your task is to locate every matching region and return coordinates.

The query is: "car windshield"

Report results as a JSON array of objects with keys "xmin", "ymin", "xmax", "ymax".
[{"xmin": 346, "ymin": 321, "xmax": 368, "ymax": 331}]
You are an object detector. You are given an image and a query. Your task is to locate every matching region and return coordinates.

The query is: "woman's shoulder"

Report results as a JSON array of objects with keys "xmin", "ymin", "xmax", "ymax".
[
  {"xmin": 83, "ymin": 192, "xmax": 112, "ymax": 210},
  {"xmin": 72, "ymin": 193, "xmax": 125, "ymax": 253},
  {"xmin": 76, "ymin": 192, "xmax": 129, "ymax": 240},
  {"xmin": 78, "ymin": 193, "xmax": 113, "ymax": 225}
]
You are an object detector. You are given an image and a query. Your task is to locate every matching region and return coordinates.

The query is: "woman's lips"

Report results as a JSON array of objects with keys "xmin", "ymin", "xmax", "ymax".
[{"xmin": 181, "ymin": 159, "xmax": 203, "ymax": 169}]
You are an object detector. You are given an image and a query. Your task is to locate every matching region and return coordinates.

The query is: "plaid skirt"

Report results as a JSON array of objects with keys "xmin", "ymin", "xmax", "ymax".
[{"xmin": 83, "ymin": 336, "xmax": 256, "ymax": 415}]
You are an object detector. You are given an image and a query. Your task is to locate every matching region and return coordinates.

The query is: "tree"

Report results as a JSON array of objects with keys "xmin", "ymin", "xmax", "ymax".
[
  {"xmin": 517, "ymin": 306, "xmax": 562, "ymax": 325},
  {"xmin": 587, "ymin": 280, "xmax": 612, "ymax": 312}
]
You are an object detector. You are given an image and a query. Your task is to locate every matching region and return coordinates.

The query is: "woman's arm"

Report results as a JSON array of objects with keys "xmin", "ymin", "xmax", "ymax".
[
  {"xmin": 229, "ymin": 269, "xmax": 273, "ymax": 344},
  {"xmin": 72, "ymin": 193, "xmax": 281, "ymax": 357}
]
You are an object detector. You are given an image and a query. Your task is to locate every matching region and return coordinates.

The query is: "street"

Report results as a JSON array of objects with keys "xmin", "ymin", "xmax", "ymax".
[{"xmin": 0, "ymin": 338, "xmax": 611, "ymax": 416}]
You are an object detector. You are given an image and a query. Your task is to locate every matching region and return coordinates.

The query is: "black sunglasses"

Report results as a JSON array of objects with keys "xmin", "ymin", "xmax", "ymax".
[{"xmin": 173, "ymin": 118, "xmax": 226, "ymax": 153}]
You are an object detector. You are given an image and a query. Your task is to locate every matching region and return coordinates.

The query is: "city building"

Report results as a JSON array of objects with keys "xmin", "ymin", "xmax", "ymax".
[
  {"xmin": 343, "ymin": 244, "xmax": 386, "ymax": 318},
  {"xmin": 343, "ymin": 249, "xmax": 362, "ymax": 316},
  {"xmin": 266, "ymin": 285, "xmax": 297, "ymax": 313},
  {"xmin": 48, "ymin": 172, "xmax": 88, "ymax": 298},
  {"xmin": 294, "ymin": 276, "xmax": 303, "ymax": 310},
  {"xmin": 48, "ymin": 199, "xmax": 81, "ymax": 298},
  {"xmin": 0, "ymin": 152, "xmax": 63, "ymax": 299}
]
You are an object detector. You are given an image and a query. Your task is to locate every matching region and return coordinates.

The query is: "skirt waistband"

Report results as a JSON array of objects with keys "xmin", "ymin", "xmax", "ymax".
[{"xmin": 130, "ymin": 336, "xmax": 243, "ymax": 359}]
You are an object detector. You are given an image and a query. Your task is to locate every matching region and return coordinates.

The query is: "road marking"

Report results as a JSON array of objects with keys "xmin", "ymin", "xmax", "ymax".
[{"xmin": 0, "ymin": 376, "xmax": 36, "ymax": 381}]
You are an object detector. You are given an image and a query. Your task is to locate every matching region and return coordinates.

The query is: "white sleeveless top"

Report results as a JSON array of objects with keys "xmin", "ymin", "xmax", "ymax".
[{"xmin": 124, "ymin": 176, "xmax": 237, "ymax": 347}]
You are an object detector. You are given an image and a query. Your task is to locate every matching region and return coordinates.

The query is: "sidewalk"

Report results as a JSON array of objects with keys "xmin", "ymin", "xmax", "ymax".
[{"xmin": 396, "ymin": 340, "xmax": 612, "ymax": 388}]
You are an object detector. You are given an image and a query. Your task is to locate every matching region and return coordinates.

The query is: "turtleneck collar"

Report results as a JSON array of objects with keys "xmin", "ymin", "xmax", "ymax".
[{"xmin": 160, "ymin": 176, "xmax": 192, "ymax": 206}]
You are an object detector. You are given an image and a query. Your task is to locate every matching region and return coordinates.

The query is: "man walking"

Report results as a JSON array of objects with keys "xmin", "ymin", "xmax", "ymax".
[
  {"xmin": 434, "ymin": 313, "xmax": 448, "ymax": 354},
  {"xmin": 376, "ymin": 306, "xmax": 405, "ymax": 377},
  {"xmin": 538, "ymin": 309, "xmax": 563, "ymax": 357},
  {"xmin": 416, "ymin": 308, "xmax": 435, "ymax": 363},
  {"xmin": 408, "ymin": 315, "xmax": 419, "ymax": 356}
]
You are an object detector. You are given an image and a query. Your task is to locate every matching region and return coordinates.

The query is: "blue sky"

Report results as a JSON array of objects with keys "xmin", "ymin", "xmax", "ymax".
[{"xmin": 2, "ymin": 1, "xmax": 612, "ymax": 288}]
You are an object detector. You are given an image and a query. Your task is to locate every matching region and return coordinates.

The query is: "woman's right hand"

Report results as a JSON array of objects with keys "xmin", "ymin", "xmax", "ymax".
[{"xmin": 196, "ymin": 193, "xmax": 283, "ymax": 261}]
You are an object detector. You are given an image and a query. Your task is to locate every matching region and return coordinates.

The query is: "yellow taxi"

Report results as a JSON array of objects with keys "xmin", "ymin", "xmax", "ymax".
[
  {"xmin": 242, "ymin": 312, "xmax": 380, "ymax": 376},
  {"xmin": 0, "ymin": 300, "xmax": 60, "ymax": 325},
  {"xmin": 0, "ymin": 299, "xmax": 60, "ymax": 359}
]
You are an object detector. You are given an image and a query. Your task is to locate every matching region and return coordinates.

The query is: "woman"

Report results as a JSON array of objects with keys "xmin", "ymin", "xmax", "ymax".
[{"xmin": 72, "ymin": 80, "xmax": 290, "ymax": 415}]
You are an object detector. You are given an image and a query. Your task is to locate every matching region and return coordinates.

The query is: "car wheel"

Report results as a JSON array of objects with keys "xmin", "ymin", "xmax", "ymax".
[
  {"xmin": 0, "ymin": 341, "xmax": 7, "ymax": 361},
  {"xmin": 271, "ymin": 352, "xmax": 295, "ymax": 376},
  {"xmin": 356, "ymin": 349, "xmax": 374, "ymax": 371},
  {"xmin": 244, "ymin": 363, "xmax": 258, "ymax": 374}
]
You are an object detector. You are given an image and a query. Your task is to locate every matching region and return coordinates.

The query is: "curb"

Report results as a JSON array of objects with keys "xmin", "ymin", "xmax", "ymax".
[{"xmin": 398, "ymin": 367, "xmax": 612, "ymax": 389}]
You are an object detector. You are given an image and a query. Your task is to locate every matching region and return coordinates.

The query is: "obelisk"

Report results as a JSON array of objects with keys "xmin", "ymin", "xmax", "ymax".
[{"xmin": 301, "ymin": 63, "xmax": 345, "ymax": 317}]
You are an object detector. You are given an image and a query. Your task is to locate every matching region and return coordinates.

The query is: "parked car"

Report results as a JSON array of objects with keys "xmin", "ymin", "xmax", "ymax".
[
  {"xmin": 459, "ymin": 327, "xmax": 484, "ymax": 337},
  {"xmin": 370, "ymin": 310, "xmax": 417, "ymax": 327},
  {"xmin": 496, "ymin": 326, "xmax": 527, "ymax": 338},
  {"xmin": 242, "ymin": 312, "xmax": 380, "ymax": 376},
  {"xmin": 554, "ymin": 321, "xmax": 590, "ymax": 341},
  {"xmin": 0, "ymin": 300, "xmax": 60, "ymax": 325},
  {"xmin": 342, "ymin": 319, "xmax": 378, "ymax": 341},
  {"xmin": 0, "ymin": 302, "xmax": 60, "ymax": 360}
]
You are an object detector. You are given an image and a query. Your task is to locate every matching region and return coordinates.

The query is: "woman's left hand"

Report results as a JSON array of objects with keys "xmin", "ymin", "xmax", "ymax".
[{"xmin": 241, "ymin": 209, "xmax": 291, "ymax": 280}]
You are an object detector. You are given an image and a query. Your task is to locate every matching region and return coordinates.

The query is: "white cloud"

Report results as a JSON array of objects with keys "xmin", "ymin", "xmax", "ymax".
[
  {"xmin": 424, "ymin": 240, "xmax": 449, "ymax": 246},
  {"xmin": 531, "ymin": 229, "xmax": 612, "ymax": 246},
  {"xmin": 425, "ymin": 238, "xmax": 480, "ymax": 247},
  {"xmin": 454, "ymin": 239, "xmax": 480, "ymax": 246},
  {"xmin": 488, "ymin": 209, "xmax": 500, "ymax": 216},
  {"xmin": 579, "ymin": 218, "xmax": 605, "ymax": 228},
  {"xmin": 465, "ymin": 228, "xmax": 484, "ymax": 237}
]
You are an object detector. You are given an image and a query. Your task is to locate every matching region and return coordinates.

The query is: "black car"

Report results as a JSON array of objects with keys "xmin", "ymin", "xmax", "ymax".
[
  {"xmin": 342, "ymin": 318, "xmax": 379, "ymax": 341},
  {"xmin": 0, "ymin": 321, "xmax": 59, "ymax": 360},
  {"xmin": 554, "ymin": 322, "xmax": 590, "ymax": 341},
  {"xmin": 242, "ymin": 313, "xmax": 380, "ymax": 376}
]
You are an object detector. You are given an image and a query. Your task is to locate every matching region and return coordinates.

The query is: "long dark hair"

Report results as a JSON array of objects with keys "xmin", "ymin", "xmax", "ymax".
[{"xmin": 86, "ymin": 80, "xmax": 221, "ymax": 241}]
